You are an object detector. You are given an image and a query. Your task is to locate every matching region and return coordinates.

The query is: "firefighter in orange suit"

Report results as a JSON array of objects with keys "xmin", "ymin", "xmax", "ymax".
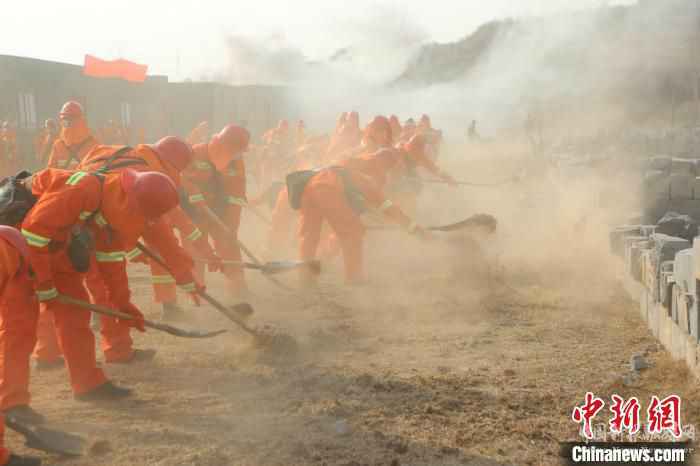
[
  {"xmin": 290, "ymin": 165, "xmax": 430, "ymax": 285},
  {"xmin": 0, "ymin": 226, "xmax": 42, "ymax": 465},
  {"xmin": 46, "ymin": 102, "xmax": 98, "ymax": 170},
  {"xmin": 14, "ymin": 167, "xmax": 177, "ymax": 400},
  {"xmin": 183, "ymin": 125, "xmax": 249, "ymax": 297}
]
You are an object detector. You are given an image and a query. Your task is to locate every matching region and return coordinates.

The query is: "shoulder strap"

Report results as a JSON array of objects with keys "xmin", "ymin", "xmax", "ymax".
[
  {"xmin": 86, "ymin": 146, "xmax": 148, "ymax": 175},
  {"xmin": 66, "ymin": 136, "xmax": 95, "ymax": 164}
]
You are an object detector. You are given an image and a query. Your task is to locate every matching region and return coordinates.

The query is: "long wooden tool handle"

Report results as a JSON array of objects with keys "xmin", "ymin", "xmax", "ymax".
[
  {"xmin": 246, "ymin": 205, "xmax": 272, "ymax": 225},
  {"xmin": 58, "ymin": 295, "xmax": 155, "ymax": 329},
  {"xmin": 135, "ymin": 242, "xmax": 260, "ymax": 337},
  {"xmin": 202, "ymin": 206, "xmax": 293, "ymax": 291}
]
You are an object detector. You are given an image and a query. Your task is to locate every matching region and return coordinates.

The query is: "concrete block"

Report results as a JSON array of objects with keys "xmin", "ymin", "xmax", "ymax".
[
  {"xmin": 671, "ymin": 322, "xmax": 685, "ymax": 360},
  {"xmin": 694, "ymin": 237, "xmax": 700, "ymax": 280},
  {"xmin": 670, "ymin": 174, "xmax": 694, "ymax": 200},
  {"xmin": 650, "ymin": 302, "xmax": 661, "ymax": 338},
  {"xmin": 671, "ymin": 158, "xmax": 697, "ymax": 176},
  {"xmin": 678, "ymin": 292, "xmax": 691, "ymax": 335},
  {"xmin": 671, "ymin": 285, "xmax": 680, "ymax": 323},
  {"xmin": 659, "ymin": 310, "xmax": 672, "ymax": 353},
  {"xmin": 648, "ymin": 156, "xmax": 672, "ymax": 172},
  {"xmin": 686, "ymin": 336, "xmax": 698, "ymax": 371}
]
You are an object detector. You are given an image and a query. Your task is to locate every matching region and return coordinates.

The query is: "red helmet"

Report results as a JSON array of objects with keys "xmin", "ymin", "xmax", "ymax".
[
  {"xmin": 366, "ymin": 116, "xmax": 392, "ymax": 144},
  {"xmin": 152, "ymin": 136, "xmax": 193, "ymax": 172},
  {"xmin": 0, "ymin": 225, "xmax": 29, "ymax": 261},
  {"xmin": 419, "ymin": 114, "xmax": 431, "ymax": 128},
  {"xmin": 59, "ymin": 101, "xmax": 84, "ymax": 119},
  {"xmin": 214, "ymin": 124, "xmax": 250, "ymax": 154},
  {"xmin": 121, "ymin": 170, "xmax": 178, "ymax": 220},
  {"xmin": 405, "ymin": 134, "xmax": 427, "ymax": 155}
]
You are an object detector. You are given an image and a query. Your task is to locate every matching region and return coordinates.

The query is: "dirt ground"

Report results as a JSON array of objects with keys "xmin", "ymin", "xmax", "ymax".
[{"xmin": 9, "ymin": 150, "xmax": 700, "ymax": 466}]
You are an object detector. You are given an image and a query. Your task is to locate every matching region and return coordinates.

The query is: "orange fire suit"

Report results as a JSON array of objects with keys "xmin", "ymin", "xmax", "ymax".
[
  {"xmin": 0, "ymin": 235, "xmax": 38, "ymax": 413},
  {"xmin": 298, "ymin": 167, "xmax": 412, "ymax": 283},
  {"xmin": 22, "ymin": 169, "xmax": 109, "ymax": 394},
  {"xmin": 79, "ymin": 144, "xmax": 212, "ymax": 305},
  {"xmin": 33, "ymin": 147, "xmax": 203, "ymax": 364},
  {"xmin": 183, "ymin": 144, "xmax": 246, "ymax": 293},
  {"xmin": 0, "ymin": 416, "xmax": 8, "ymax": 465},
  {"xmin": 0, "ymin": 235, "xmax": 33, "ymax": 465},
  {"xmin": 47, "ymin": 123, "xmax": 98, "ymax": 170},
  {"xmin": 37, "ymin": 129, "xmax": 99, "ymax": 363},
  {"xmin": 317, "ymin": 148, "xmax": 403, "ymax": 260}
]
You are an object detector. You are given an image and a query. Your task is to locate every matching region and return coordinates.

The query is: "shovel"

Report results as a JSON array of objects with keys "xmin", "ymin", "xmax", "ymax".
[
  {"xmin": 58, "ymin": 295, "xmax": 228, "ymax": 339},
  {"xmin": 135, "ymin": 243, "xmax": 262, "ymax": 338},
  {"xmin": 6, "ymin": 417, "xmax": 86, "ymax": 457},
  {"xmin": 195, "ymin": 258, "xmax": 321, "ymax": 275},
  {"xmin": 200, "ymin": 206, "xmax": 294, "ymax": 291},
  {"xmin": 427, "ymin": 213, "xmax": 498, "ymax": 232},
  {"xmin": 366, "ymin": 214, "xmax": 498, "ymax": 234}
]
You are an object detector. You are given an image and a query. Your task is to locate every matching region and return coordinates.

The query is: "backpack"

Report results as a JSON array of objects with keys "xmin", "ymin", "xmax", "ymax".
[{"xmin": 0, "ymin": 171, "xmax": 37, "ymax": 226}]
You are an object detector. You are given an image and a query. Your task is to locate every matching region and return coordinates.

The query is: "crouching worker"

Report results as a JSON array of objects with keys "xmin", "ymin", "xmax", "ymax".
[
  {"xmin": 0, "ymin": 167, "xmax": 179, "ymax": 402},
  {"xmin": 287, "ymin": 165, "xmax": 431, "ymax": 286},
  {"xmin": 0, "ymin": 226, "xmax": 41, "ymax": 466}
]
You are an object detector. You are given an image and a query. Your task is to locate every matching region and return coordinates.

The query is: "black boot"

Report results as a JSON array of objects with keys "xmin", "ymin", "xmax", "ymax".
[
  {"xmin": 108, "ymin": 349, "xmax": 157, "ymax": 365},
  {"xmin": 160, "ymin": 302, "xmax": 187, "ymax": 322},
  {"xmin": 74, "ymin": 382, "xmax": 132, "ymax": 402},
  {"xmin": 5, "ymin": 454, "xmax": 41, "ymax": 466},
  {"xmin": 3, "ymin": 405, "xmax": 45, "ymax": 425}
]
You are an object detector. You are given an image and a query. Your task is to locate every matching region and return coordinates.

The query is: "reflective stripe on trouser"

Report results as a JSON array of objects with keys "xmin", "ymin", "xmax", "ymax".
[
  {"xmin": 47, "ymin": 268, "xmax": 107, "ymax": 394},
  {"xmin": 0, "ymin": 416, "xmax": 8, "ymax": 466},
  {"xmin": 84, "ymin": 253, "xmax": 133, "ymax": 363},
  {"xmin": 0, "ymin": 271, "xmax": 38, "ymax": 411},
  {"xmin": 150, "ymin": 260, "xmax": 177, "ymax": 304},
  {"xmin": 298, "ymin": 172, "xmax": 365, "ymax": 284}
]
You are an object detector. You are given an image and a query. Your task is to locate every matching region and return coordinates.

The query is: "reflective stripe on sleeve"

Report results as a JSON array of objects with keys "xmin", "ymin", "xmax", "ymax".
[
  {"xmin": 179, "ymin": 282, "xmax": 196, "ymax": 292},
  {"xmin": 125, "ymin": 248, "xmax": 143, "ymax": 260},
  {"xmin": 95, "ymin": 212, "xmax": 108, "ymax": 227},
  {"xmin": 226, "ymin": 196, "xmax": 247, "ymax": 206},
  {"xmin": 36, "ymin": 287, "xmax": 58, "ymax": 301},
  {"xmin": 188, "ymin": 194, "xmax": 205, "ymax": 204},
  {"xmin": 151, "ymin": 275, "xmax": 176, "ymax": 285},
  {"xmin": 65, "ymin": 171, "xmax": 89, "ymax": 186},
  {"xmin": 185, "ymin": 228, "xmax": 203, "ymax": 242},
  {"xmin": 21, "ymin": 229, "xmax": 51, "ymax": 248},
  {"xmin": 95, "ymin": 251, "xmax": 126, "ymax": 262},
  {"xmin": 194, "ymin": 161, "xmax": 213, "ymax": 171},
  {"xmin": 378, "ymin": 200, "xmax": 393, "ymax": 212}
]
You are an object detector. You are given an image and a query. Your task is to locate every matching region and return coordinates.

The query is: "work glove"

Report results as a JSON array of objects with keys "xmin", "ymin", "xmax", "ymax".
[
  {"xmin": 441, "ymin": 173, "xmax": 458, "ymax": 188},
  {"xmin": 35, "ymin": 281, "xmax": 59, "ymax": 303},
  {"xmin": 207, "ymin": 255, "xmax": 224, "ymax": 273},
  {"xmin": 118, "ymin": 301, "xmax": 145, "ymax": 332},
  {"xmin": 409, "ymin": 223, "xmax": 433, "ymax": 241},
  {"xmin": 180, "ymin": 281, "xmax": 205, "ymax": 306}
]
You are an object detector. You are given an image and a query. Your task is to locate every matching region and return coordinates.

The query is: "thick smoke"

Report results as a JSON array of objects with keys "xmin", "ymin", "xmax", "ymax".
[
  {"xmin": 392, "ymin": 0, "xmax": 700, "ymax": 135},
  {"xmin": 215, "ymin": 0, "xmax": 699, "ymax": 138}
]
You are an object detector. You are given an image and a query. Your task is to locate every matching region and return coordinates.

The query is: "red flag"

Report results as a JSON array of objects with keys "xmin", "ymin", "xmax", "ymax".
[{"xmin": 83, "ymin": 55, "xmax": 148, "ymax": 83}]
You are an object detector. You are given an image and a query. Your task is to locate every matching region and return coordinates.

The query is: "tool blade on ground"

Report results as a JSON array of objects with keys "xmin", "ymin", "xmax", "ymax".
[
  {"xmin": 427, "ymin": 213, "xmax": 498, "ymax": 233},
  {"xmin": 261, "ymin": 260, "xmax": 321, "ymax": 275},
  {"xmin": 58, "ymin": 295, "xmax": 227, "ymax": 340},
  {"xmin": 6, "ymin": 417, "xmax": 86, "ymax": 457},
  {"xmin": 148, "ymin": 321, "xmax": 228, "ymax": 339}
]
